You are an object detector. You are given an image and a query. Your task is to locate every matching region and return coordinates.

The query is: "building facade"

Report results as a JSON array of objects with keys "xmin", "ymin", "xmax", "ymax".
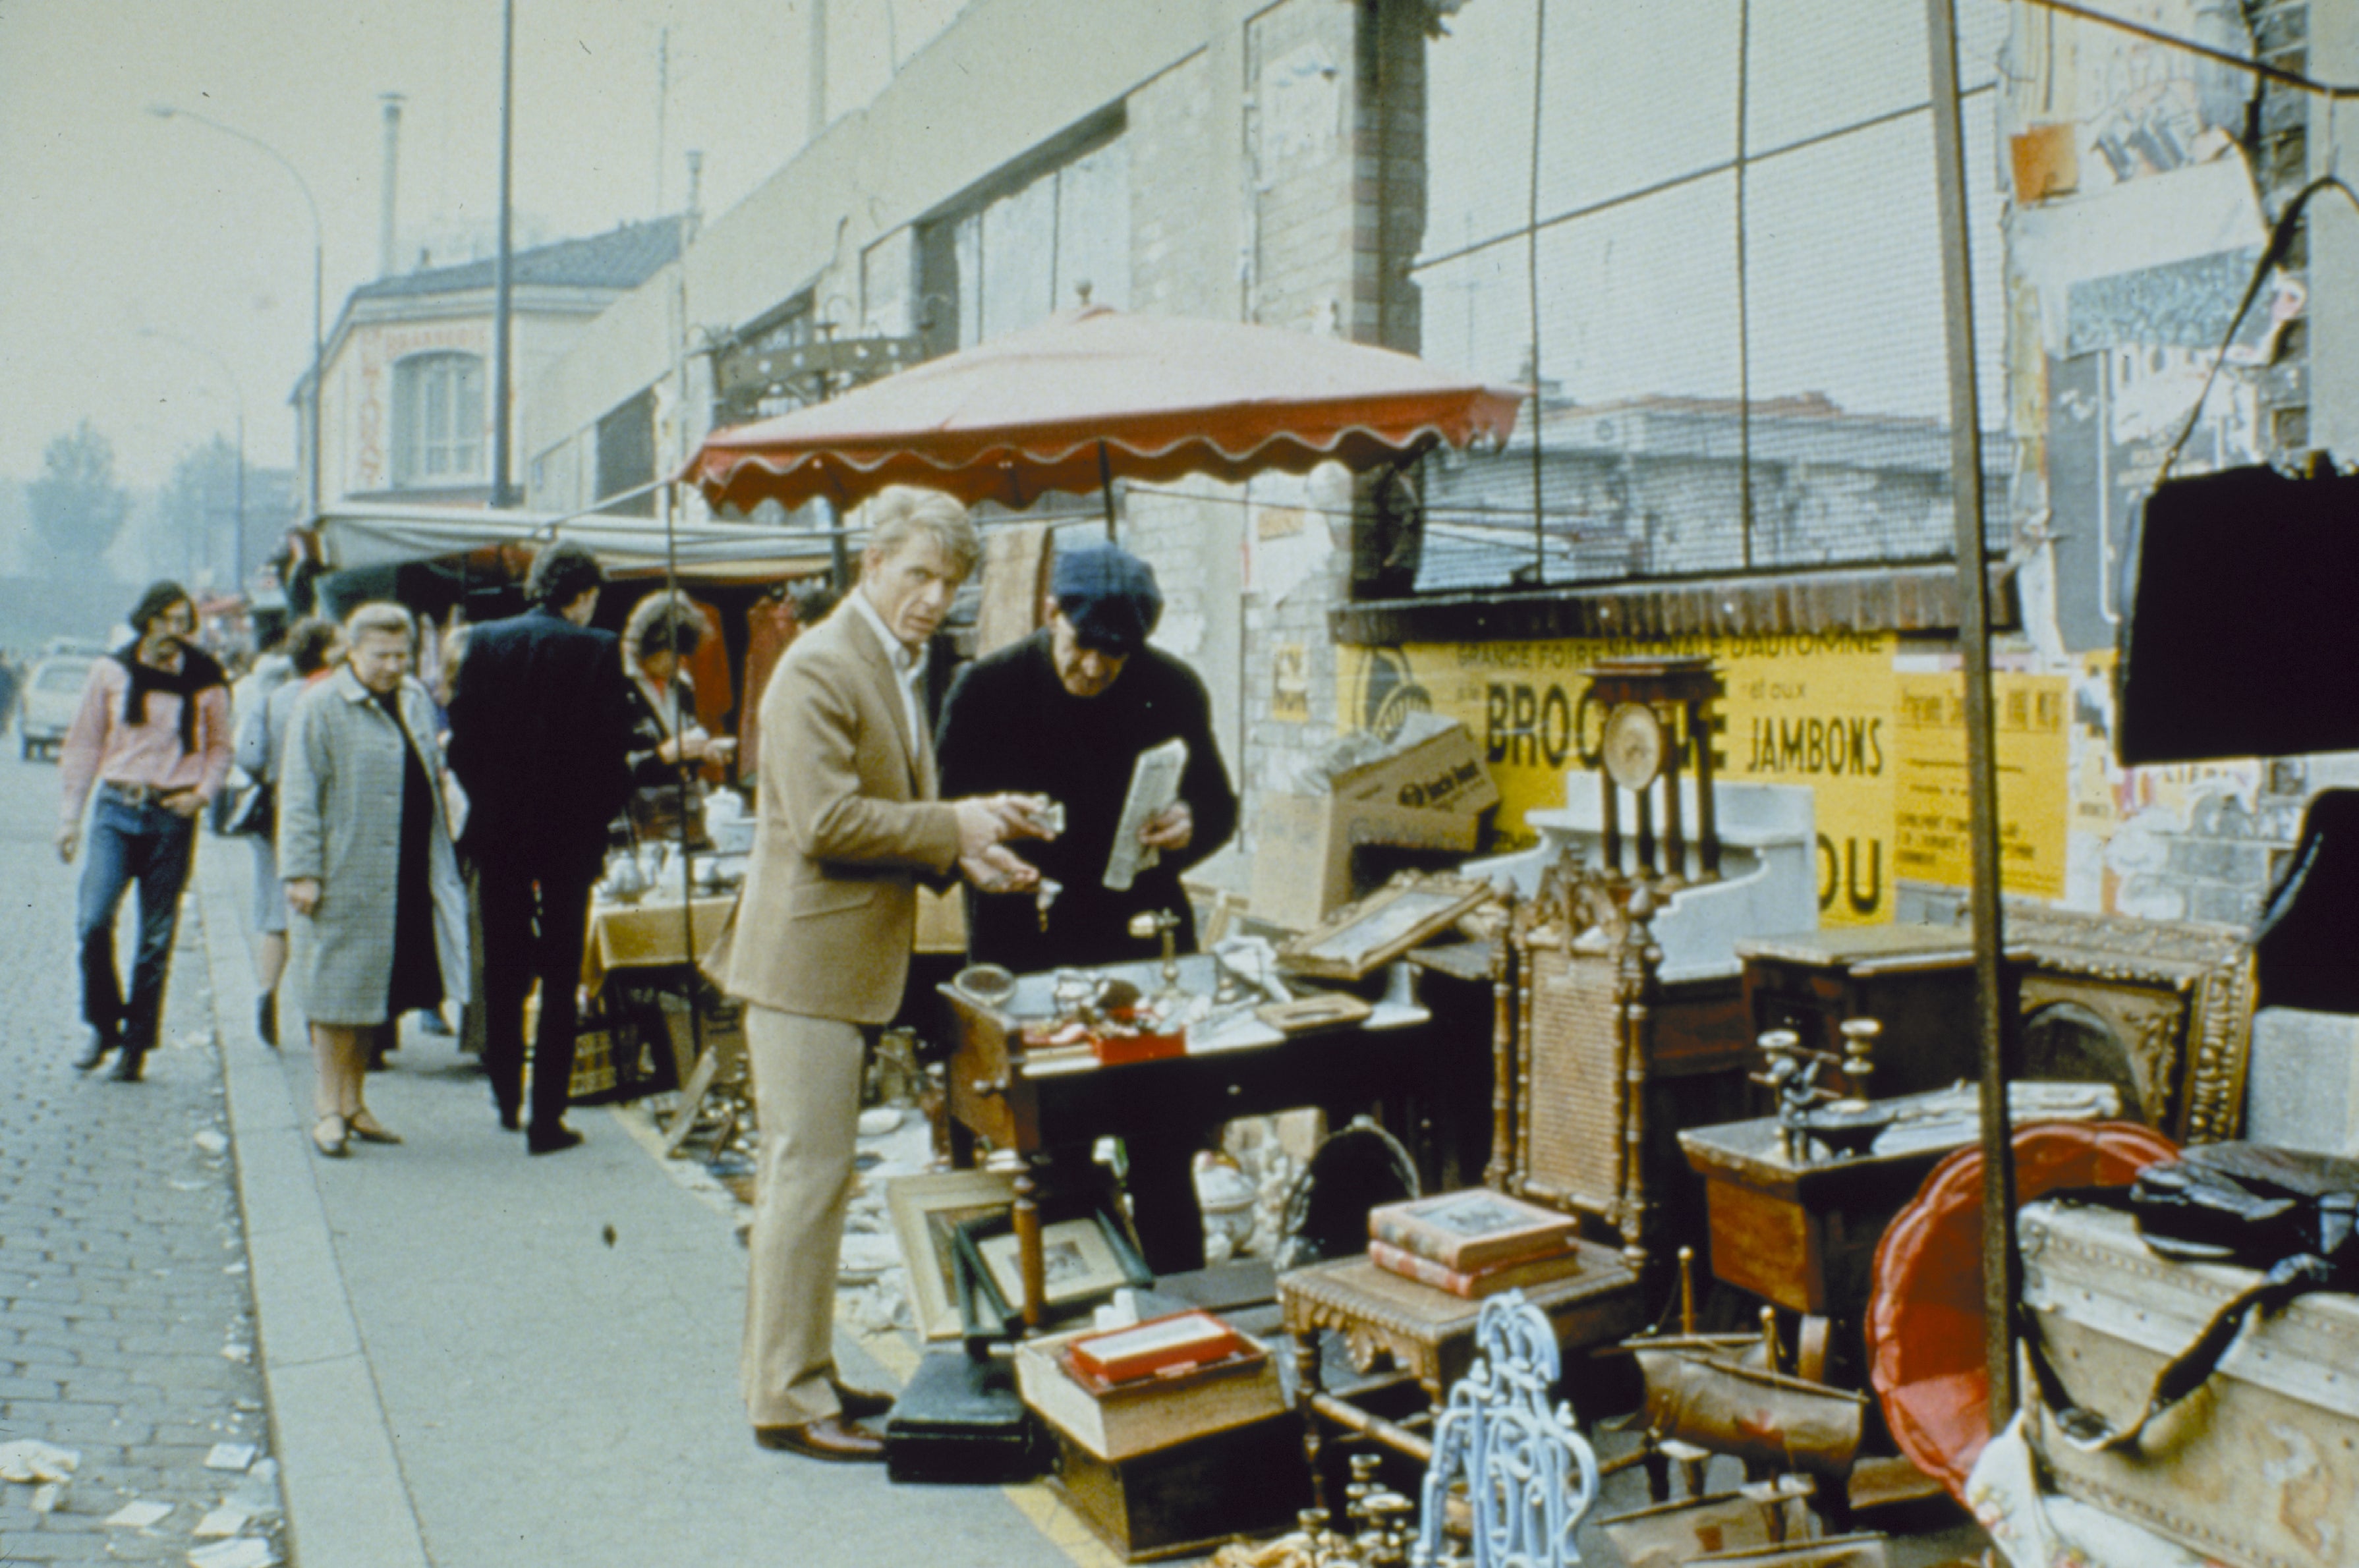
[
  {"xmin": 295, "ymin": 218, "xmax": 684, "ymax": 513},
  {"xmin": 521, "ymin": 0, "xmax": 2350, "ymax": 929}
]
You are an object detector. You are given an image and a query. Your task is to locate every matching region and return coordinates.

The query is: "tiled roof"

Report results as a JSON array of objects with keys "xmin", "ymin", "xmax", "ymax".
[{"xmin": 353, "ymin": 216, "xmax": 684, "ymax": 301}]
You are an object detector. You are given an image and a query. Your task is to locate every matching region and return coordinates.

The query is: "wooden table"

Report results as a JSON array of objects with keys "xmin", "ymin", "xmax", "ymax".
[
  {"xmin": 1280, "ymin": 1245, "xmax": 1645, "ymax": 1407},
  {"xmin": 938, "ymin": 955, "xmax": 1463, "ymax": 1328},
  {"xmin": 1734, "ymin": 926, "xmax": 2031, "ymax": 1100},
  {"xmin": 1676, "ymin": 1113, "xmax": 1961, "ymax": 1321},
  {"xmin": 582, "ymin": 893, "xmax": 736, "ymax": 995}
]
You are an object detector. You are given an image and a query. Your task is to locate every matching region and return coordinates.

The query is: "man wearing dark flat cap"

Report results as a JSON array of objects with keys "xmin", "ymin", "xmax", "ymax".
[{"xmin": 937, "ymin": 542, "xmax": 1239, "ymax": 1274}]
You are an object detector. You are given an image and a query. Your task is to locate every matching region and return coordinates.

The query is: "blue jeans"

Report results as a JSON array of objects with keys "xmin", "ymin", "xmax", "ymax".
[{"xmin": 76, "ymin": 792, "xmax": 197, "ymax": 1055}]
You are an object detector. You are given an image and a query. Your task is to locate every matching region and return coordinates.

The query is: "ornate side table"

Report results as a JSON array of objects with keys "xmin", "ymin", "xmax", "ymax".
[{"xmin": 1278, "ymin": 1243, "xmax": 1644, "ymax": 1508}]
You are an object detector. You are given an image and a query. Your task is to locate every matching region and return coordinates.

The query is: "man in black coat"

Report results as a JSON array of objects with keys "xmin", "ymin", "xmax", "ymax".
[
  {"xmin": 446, "ymin": 542, "xmax": 635, "ymax": 1154},
  {"xmin": 936, "ymin": 543, "xmax": 1239, "ymax": 1271}
]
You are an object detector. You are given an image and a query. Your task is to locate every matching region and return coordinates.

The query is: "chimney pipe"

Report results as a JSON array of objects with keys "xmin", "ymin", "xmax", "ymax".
[{"xmin": 378, "ymin": 93, "xmax": 404, "ymax": 278}]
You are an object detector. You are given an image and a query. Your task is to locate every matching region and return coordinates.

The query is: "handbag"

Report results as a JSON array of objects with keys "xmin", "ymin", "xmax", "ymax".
[
  {"xmin": 2024, "ymin": 1142, "xmax": 2359, "ymax": 1452},
  {"xmin": 221, "ymin": 777, "xmax": 274, "ymax": 839}
]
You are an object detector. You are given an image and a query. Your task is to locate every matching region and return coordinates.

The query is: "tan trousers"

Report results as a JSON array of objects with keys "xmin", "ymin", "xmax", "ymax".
[{"xmin": 741, "ymin": 1005, "xmax": 864, "ymax": 1428}]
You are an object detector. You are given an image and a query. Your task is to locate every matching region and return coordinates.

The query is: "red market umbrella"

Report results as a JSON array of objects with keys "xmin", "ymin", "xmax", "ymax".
[{"xmin": 682, "ymin": 305, "xmax": 1525, "ymax": 517}]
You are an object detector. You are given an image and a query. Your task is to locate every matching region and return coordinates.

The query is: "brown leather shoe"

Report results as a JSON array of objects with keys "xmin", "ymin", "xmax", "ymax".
[
  {"xmin": 830, "ymin": 1380, "xmax": 896, "ymax": 1421},
  {"xmin": 753, "ymin": 1416, "xmax": 886, "ymax": 1463}
]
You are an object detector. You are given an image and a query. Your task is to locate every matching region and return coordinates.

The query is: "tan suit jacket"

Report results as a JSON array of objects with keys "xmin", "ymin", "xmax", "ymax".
[{"xmin": 719, "ymin": 601, "xmax": 961, "ymax": 1024}]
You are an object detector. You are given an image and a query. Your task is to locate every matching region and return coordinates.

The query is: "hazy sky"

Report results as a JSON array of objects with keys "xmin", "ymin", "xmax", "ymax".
[{"xmin": 0, "ymin": 0, "xmax": 838, "ymax": 490}]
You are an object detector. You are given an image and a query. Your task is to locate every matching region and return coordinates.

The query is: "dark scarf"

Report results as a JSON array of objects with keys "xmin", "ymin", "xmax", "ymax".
[{"xmin": 114, "ymin": 642, "xmax": 226, "ymax": 755}]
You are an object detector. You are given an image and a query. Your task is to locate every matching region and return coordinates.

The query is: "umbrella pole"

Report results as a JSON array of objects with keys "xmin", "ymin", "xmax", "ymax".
[
  {"xmin": 1096, "ymin": 441, "xmax": 1118, "ymax": 540},
  {"xmin": 660, "ymin": 469, "xmax": 708, "ymax": 1126},
  {"xmin": 1926, "ymin": 0, "xmax": 2018, "ymax": 1425}
]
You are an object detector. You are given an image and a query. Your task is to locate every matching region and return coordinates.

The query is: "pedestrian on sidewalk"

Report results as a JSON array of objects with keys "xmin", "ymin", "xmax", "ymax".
[
  {"xmin": 233, "ymin": 615, "xmax": 343, "ymax": 1048},
  {"xmin": 278, "ymin": 602, "xmax": 470, "ymax": 1158},
  {"xmin": 445, "ymin": 542, "xmax": 636, "ymax": 1154},
  {"xmin": 714, "ymin": 484, "xmax": 1048, "ymax": 1463},
  {"xmin": 57, "ymin": 580, "xmax": 233, "ymax": 1081}
]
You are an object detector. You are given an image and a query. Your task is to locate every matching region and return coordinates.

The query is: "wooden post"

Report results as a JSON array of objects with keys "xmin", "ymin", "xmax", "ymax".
[{"xmin": 1925, "ymin": 0, "xmax": 2020, "ymax": 1425}]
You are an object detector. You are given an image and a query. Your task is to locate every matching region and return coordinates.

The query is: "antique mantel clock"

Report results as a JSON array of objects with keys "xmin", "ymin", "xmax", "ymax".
[{"xmin": 1577, "ymin": 655, "xmax": 1724, "ymax": 884}]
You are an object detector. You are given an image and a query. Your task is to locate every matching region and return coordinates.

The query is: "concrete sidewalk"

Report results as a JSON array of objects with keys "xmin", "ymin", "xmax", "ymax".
[{"xmin": 192, "ymin": 846, "xmax": 1108, "ymax": 1568}]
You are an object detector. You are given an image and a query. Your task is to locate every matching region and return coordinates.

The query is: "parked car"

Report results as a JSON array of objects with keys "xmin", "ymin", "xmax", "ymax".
[{"xmin": 19, "ymin": 654, "xmax": 94, "ymax": 760}]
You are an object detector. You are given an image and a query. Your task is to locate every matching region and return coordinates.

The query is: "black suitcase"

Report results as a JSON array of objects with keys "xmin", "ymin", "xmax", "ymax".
[{"xmin": 883, "ymin": 1350, "xmax": 1044, "ymax": 1485}]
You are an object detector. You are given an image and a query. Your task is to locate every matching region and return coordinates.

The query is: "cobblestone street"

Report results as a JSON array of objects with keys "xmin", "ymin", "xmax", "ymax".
[{"xmin": 0, "ymin": 750, "xmax": 283, "ymax": 1564}]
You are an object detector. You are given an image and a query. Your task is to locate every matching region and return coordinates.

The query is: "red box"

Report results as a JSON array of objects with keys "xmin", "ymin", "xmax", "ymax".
[
  {"xmin": 1067, "ymin": 1310, "xmax": 1245, "ymax": 1386},
  {"xmin": 1091, "ymin": 1028, "xmax": 1187, "ymax": 1066}
]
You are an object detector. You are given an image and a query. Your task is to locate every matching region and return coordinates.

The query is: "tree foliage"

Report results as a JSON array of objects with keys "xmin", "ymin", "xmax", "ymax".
[{"xmin": 27, "ymin": 420, "xmax": 131, "ymax": 566}]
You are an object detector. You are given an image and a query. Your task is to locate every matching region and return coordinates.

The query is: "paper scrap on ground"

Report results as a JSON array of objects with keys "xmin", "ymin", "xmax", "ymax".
[
  {"xmin": 202, "ymin": 1442, "xmax": 258, "ymax": 1472},
  {"xmin": 195, "ymin": 1503, "xmax": 254, "ymax": 1538},
  {"xmin": 107, "ymin": 1500, "xmax": 174, "ymax": 1528},
  {"xmin": 194, "ymin": 1129, "xmax": 228, "ymax": 1155},
  {"xmin": 188, "ymin": 1538, "xmax": 279, "ymax": 1568},
  {"xmin": 0, "ymin": 1438, "xmax": 80, "ymax": 1481}
]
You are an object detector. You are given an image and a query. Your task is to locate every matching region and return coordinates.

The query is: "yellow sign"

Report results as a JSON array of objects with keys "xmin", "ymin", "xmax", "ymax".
[
  {"xmin": 1340, "ymin": 632, "xmax": 1901, "ymax": 925},
  {"xmin": 1892, "ymin": 671, "xmax": 2070, "ymax": 899}
]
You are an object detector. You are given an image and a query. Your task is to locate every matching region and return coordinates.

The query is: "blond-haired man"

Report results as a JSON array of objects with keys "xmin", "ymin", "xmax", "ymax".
[{"xmin": 722, "ymin": 485, "xmax": 1044, "ymax": 1462}]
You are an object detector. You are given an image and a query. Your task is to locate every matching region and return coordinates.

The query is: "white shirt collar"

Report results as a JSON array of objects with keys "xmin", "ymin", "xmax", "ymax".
[
  {"xmin": 847, "ymin": 588, "xmax": 925, "ymax": 750},
  {"xmin": 848, "ymin": 588, "xmax": 922, "ymax": 679}
]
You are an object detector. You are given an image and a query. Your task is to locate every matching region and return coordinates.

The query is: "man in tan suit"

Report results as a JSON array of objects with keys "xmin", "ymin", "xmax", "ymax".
[{"xmin": 723, "ymin": 486, "xmax": 1044, "ymax": 1462}]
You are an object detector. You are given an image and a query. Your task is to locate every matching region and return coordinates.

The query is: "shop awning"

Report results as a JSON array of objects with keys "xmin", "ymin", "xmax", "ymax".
[
  {"xmin": 312, "ymin": 502, "xmax": 834, "ymax": 580},
  {"xmin": 682, "ymin": 305, "xmax": 1526, "ymax": 515}
]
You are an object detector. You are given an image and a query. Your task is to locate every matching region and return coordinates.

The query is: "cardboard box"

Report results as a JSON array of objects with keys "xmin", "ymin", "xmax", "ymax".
[
  {"xmin": 1328, "ymin": 719, "xmax": 1500, "ymax": 816},
  {"xmin": 1249, "ymin": 791, "xmax": 1481, "ymax": 934}
]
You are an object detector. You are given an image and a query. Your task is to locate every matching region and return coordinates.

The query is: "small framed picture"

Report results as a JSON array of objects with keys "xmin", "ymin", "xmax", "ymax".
[
  {"xmin": 1276, "ymin": 872, "xmax": 1491, "ymax": 981},
  {"xmin": 886, "ymin": 1169, "xmax": 1020, "ymax": 1342},
  {"xmin": 953, "ymin": 1204, "xmax": 1151, "ymax": 1335}
]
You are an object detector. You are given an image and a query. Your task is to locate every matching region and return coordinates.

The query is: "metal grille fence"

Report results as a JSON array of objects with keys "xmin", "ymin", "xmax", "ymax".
[{"xmin": 1409, "ymin": 0, "xmax": 2017, "ymax": 593}]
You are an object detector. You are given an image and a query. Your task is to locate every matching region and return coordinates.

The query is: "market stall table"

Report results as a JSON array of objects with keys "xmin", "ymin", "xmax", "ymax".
[
  {"xmin": 582, "ymin": 891, "xmax": 736, "ymax": 997},
  {"xmin": 937, "ymin": 953, "xmax": 1464, "ymax": 1330}
]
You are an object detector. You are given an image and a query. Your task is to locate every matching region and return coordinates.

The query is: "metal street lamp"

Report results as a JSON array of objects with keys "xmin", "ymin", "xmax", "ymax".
[
  {"xmin": 148, "ymin": 105, "xmax": 325, "ymax": 522},
  {"xmin": 139, "ymin": 329, "xmax": 246, "ymax": 592}
]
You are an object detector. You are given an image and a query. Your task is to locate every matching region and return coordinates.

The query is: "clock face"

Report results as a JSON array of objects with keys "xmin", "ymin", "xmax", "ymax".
[{"xmin": 1601, "ymin": 702, "xmax": 1666, "ymax": 791}]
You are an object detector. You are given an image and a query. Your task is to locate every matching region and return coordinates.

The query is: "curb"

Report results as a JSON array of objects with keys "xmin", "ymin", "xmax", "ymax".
[{"xmin": 194, "ymin": 841, "xmax": 432, "ymax": 1568}]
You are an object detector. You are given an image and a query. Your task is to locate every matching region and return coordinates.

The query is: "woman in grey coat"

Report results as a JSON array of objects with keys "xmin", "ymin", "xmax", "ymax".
[{"xmin": 279, "ymin": 603, "xmax": 470, "ymax": 1157}]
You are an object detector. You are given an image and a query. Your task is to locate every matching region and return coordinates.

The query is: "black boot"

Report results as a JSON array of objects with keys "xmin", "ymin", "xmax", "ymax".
[
  {"xmin": 257, "ymin": 992, "xmax": 278, "ymax": 1049},
  {"xmin": 72, "ymin": 1030, "xmax": 115, "ymax": 1072},
  {"xmin": 109, "ymin": 1048, "xmax": 146, "ymax": 1083}
]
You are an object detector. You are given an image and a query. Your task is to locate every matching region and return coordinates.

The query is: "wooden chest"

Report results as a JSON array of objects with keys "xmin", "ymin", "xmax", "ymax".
[
  {"xmin": 1048, "ymin": 1412, "xmax": 1309, "ymax": 1562},
  {"xmin": 2020, "ymin": 1201, "xmax": 2359, "ymax": 1568}
]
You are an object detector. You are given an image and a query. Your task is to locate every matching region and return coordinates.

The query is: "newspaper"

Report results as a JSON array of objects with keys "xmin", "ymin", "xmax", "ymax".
[{"xmin": 1103, "ymin": 738, "xmax": 1187, "ymax": 892}]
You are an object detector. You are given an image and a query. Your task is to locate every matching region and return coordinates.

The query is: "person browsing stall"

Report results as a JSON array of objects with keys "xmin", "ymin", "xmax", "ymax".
[
  {"xmin": 934, "ymin": 543, "xmax": 1239, "ymax": 1273},
  {"xmin": 619, "ymin": 590, "xmax": 735, "ymax": 838},
  {"xmin": 718, "ymin": 484, "xmax": 1050, "ymax": 1464}
]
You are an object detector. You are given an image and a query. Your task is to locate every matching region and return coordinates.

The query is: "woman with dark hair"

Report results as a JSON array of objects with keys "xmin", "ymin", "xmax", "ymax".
[
  {"xmin": 235, "ymin": 616, "xmax": 343, "ymax": 1046},
  {"xmin": 279, "ymin": 602, "xmax": 469, "ymax": 1156},
  {"xmin": 57, "ymin": 581, "xmax": 235, "ymax": 1080},
  {"xmin": 619, "ymin": 592, "xmax": 734, "ymax": 839}
]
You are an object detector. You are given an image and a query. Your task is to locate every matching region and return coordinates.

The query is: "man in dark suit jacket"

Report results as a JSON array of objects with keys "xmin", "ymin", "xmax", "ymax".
[{"xmin": 446, "ymin": 542, "xmax": 635, "ymax": 1154}]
